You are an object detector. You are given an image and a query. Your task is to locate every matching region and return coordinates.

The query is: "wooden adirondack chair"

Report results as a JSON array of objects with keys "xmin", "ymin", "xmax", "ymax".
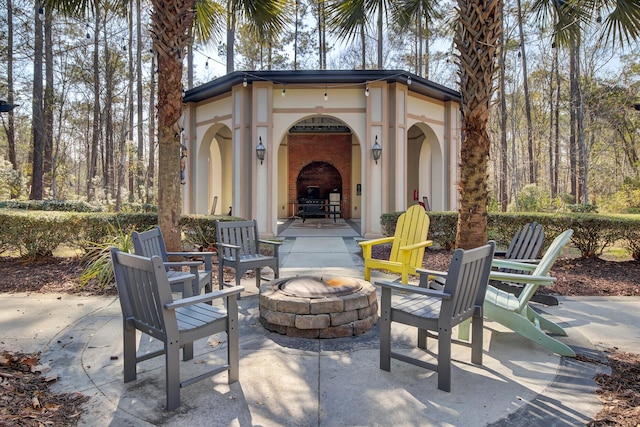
[
  {"xmin": 110, "ymin": 248, "xmax": 243, "ymax": 410},
  {"xmin": 495, "ymin": 221, "xmax": 545, "ymax": 262},
  {"xmin": 216, "ymin": 220, "xmax": 282, "ymax": 292},
  {"xmin": 132, "ymin": 226, "xmax": 215, "ymax": 297},
  {"xmin": 359, "ymin": 205, "xmax": 433, "ymax": 284},
  {"xmin": 482, "ymin": 229, "xmax": 576, "ymax": 357},
  {"xmin": 378, "ymin": 242, "xmax": 495, "ymax": 392},
  {"xmin": 491, "ymin": 222, "xmax": 558, "ymax": 306}
]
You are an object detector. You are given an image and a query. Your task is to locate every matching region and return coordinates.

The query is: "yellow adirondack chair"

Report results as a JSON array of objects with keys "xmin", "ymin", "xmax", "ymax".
[{"xmin": 359, "ymin": 205, "xmax": 433, "ymax": 284}]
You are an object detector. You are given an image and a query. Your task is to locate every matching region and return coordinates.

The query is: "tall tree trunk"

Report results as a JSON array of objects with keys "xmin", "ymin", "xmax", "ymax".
[
  {"xmin": 30, "ymin": 3, "xmax": 45, "ymax": 200},
  {"xmin": 548, "ymin": 45, "xmax": 556, "ymax": 199},
  {"xmin": 516, "ymin": 0, "xmax": 534, "ymax": 184},
  {"xmin": 187, "ymin": 22, "xmax": 194, "ymax": 89},
  {"xmin": 43, "ymin": 7, "xmax": 54, "ymax": 195},
  {"xmin": 360, "ymin": 24, "xmax": 366, "ymax": 70},
  {"xmin": 554, "ymin": 56, "xmax": 560, "ymax": 198},
  {"xmin": 146, "ymin": 54, "xmax": 156, "ymax": 204},
  {"xmin": 569, "ymin": 35, "xmax": 578, "ymax": 203},
  {"xmin": 317, "ymin": 0, "xmax": 326, "ymax": 69},
  {"xmin": 294, "ymin": 0, "xmax": 299, "ymax": 70},
  {"xmin": 150, "ymin": 0, "xmax": 196, "ymax": 252},
  {"xmin": 499, "ymin": 11, "xmax": 508, "ymax": 212},
  {"xmin": 104, "ymin": 17, "xmax": 115, "ymax": 205},
  {"xmin": 377, "ymin": 1, "xmax": 383, "ymax": 69},
  {"xmin": 87, "ymin": 11, "xmax": 101, "ymax": 202},
  {"xmin": 454, "ymin": 0, "xmax": 502, "ymax": 249},
  {"xmin": 226, "ymin": 2, "xmax": 235, "ymax": 73},
  {"xmin": 128, "ymin": 2, "xmax": 135, "ymax": 203},
  {"xmin": 510, "ymin": 89, "xmax": 519, "ymax": 210},
  {"xmin": 576, "ymin": 57, "xmax": 587, "ymax": 204},
  {"xmin": 417, "ymin": 1, "xmax": 423, "ymax": 76},
  {"xmin": 6, "ymin": 0, "xmax": 17, "ymax": 178},
  {"xmin": 137, "ymin": 0, "xmax": 144, "ymax": 200}
]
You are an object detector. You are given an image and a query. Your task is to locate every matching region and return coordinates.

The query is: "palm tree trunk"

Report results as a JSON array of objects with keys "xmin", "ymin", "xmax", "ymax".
[
  {"xmin": 151, "ymin": 0, "xmax": 196, "ymax": 252},
  {"xmin": 454, "ymin": 0, "xmax": 502, "ymax": 249}
]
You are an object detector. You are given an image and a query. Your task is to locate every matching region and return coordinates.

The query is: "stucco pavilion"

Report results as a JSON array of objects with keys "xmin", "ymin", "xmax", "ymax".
[{"xmin": 182, "ymin": 70, "xmax": 461, "ymax": 238}]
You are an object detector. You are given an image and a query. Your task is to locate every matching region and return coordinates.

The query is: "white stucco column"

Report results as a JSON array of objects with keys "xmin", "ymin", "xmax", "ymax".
[
  {"xmin": 445, "ymin": 100, "xmax": 460, "ymax": 211},
  {"xmin": 390, "ymin": 83, "xmax": 408, "ymax": 211},
  {"xmin": 232, "ymin": 86, "xmax": 252, "ymax": 219},
  {"xmin": 252, "ymin": 82, "xmax": 274, "ymax": 236},
  {"xmin": 182, "ymin": 104, "xmax": 196, "ymax": 214},
  {"xmin": 364, "ymin": 82, "xmax": 387, "ymax": 238}
]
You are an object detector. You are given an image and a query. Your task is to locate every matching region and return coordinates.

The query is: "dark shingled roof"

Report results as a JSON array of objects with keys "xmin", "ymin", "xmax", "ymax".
[{"xmin": 183, "ymin": 70, "xmax": 461, "ymax": 104}]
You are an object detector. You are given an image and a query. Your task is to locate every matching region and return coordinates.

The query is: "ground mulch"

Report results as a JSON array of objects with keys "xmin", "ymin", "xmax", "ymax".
[{"xmin": 0, "ymin": 250, "xmax": 638, "ymax": 426}]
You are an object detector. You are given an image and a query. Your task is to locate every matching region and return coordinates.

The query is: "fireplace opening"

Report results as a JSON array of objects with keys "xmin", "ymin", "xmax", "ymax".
[
  {"xmin": 296, "ymin": 162, "xmax": 342, "ymax": 218},
  {"xmin": 296, "ymin": 161, "xmax": 342, "ymax": 201}
]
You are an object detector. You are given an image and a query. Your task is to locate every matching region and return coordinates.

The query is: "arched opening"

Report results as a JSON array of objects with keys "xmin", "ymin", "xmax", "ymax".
[
  {"xmin": 284, "ymin": 115, "xmax": 355, "ymax": 219},
  {"xmin": 196, "ymin": 124, "xmax": 232, "ymax": 215},
  {"xmin": 407, "ymin": 123, "xmax": 443, "ymax": 211}
]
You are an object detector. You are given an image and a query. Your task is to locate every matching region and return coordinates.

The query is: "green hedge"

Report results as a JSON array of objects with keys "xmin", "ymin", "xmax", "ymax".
[
  {"xmin": 0, "ymin": 199, "xmax": 102, "ymax": 212},
  {"xmin": 0, "ymin": 209, "xmax": 246, "ymax": 260},
  {"xmin": 380, "ymin": 210, "xmax": 640, "ymax": 259},
  {"xmin": 2, "ymin": 208, "xmax": 639, "ymax": 260}
]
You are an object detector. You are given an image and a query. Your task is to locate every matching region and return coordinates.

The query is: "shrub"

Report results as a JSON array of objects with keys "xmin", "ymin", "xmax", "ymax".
[{"xmin": 80, "ymin": 223, "xmax": 135, "ymax": 289}]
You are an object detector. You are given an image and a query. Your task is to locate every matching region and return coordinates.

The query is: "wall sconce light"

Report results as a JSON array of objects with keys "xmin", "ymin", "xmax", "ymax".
[
  {"xmin": 372, "ymin": 136, "xmax": 382, "ymax": 164},
  {"xmin": 256, "ymin": 137, "xmax": 266, "ymax": 165}
]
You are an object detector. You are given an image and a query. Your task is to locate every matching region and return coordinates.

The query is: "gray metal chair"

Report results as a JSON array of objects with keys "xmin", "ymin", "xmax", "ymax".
[
  {"xmin": 132, "ymin": 226, "xmax": 215, "ymax": 297},
  {"xmin": 378, "ymin": 241, "xmax": 495, "ymax": 392},
  {"xmin": 110, "ymin": 248, "xmax": 243, "ymax": 410},
  {"xmin": 216, "ymin": 220, "xmax": 281, "ymax": 292}
]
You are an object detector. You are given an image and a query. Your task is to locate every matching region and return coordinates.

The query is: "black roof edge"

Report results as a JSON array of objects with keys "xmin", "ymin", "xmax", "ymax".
[{"xmin": 183, "ymin": 70, "xmax": 460, "ymax": 104}]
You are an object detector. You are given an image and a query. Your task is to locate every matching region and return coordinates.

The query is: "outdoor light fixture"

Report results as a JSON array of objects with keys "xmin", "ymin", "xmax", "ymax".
[
  {"xmin": 256, "ymin": 137, "xmax": 266, "ymax": 165},
  {"xmin": 365, "ymin": 84, "xmax": 370, "ymax": 97},
  {"xmin": 372, "ymin": 136, "xmax": 382, "ymax": 164},
  {"xmin": 282, "ymin": 85, "xmax": 286, "ymax": 97},
  {"xmin": 323, "ymin": 87, "xmax": 328, "ymax": 101},
  {"xmin": 243, "ymin": 76, "xmax": 248, "ymax": 87}
]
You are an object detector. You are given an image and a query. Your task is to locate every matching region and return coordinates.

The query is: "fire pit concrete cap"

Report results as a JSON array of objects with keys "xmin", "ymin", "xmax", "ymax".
[{"xmin": 272, "ymin": 275, "xmax": 363, "ymax": 298}]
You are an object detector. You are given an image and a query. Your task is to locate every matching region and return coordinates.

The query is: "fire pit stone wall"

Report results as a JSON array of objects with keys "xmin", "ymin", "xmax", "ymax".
[{"xmin": 259, "ymin": 277, "xmax": 378, "ymax": 339}]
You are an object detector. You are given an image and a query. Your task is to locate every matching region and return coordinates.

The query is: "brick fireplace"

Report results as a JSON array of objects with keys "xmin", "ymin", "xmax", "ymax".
[{"xmin": 288, "ymin": 134, "xmax": 352, "ymax": 218}]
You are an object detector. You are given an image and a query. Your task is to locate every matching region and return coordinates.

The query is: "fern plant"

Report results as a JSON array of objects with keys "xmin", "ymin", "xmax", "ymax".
[{"xmin": 80, "ymin": 223, "xmax": 135, "ymax": 289}]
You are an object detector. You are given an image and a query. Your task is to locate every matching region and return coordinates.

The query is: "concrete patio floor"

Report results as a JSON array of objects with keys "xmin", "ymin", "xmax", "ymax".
[{"xmin": 2, "ymin": 226, "xmax": 638, "ymax": 426}]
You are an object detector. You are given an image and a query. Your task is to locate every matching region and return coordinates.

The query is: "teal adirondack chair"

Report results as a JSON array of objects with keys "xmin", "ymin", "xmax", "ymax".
[{"xmin": 471, "ymin": 229, "xmax": 575, "ymax": 357}]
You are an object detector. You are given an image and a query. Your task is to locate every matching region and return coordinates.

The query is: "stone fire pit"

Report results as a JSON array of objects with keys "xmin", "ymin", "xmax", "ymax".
[{"xmin": 259, "ymin": 276, "xmax": 378, "ymax": 338}]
